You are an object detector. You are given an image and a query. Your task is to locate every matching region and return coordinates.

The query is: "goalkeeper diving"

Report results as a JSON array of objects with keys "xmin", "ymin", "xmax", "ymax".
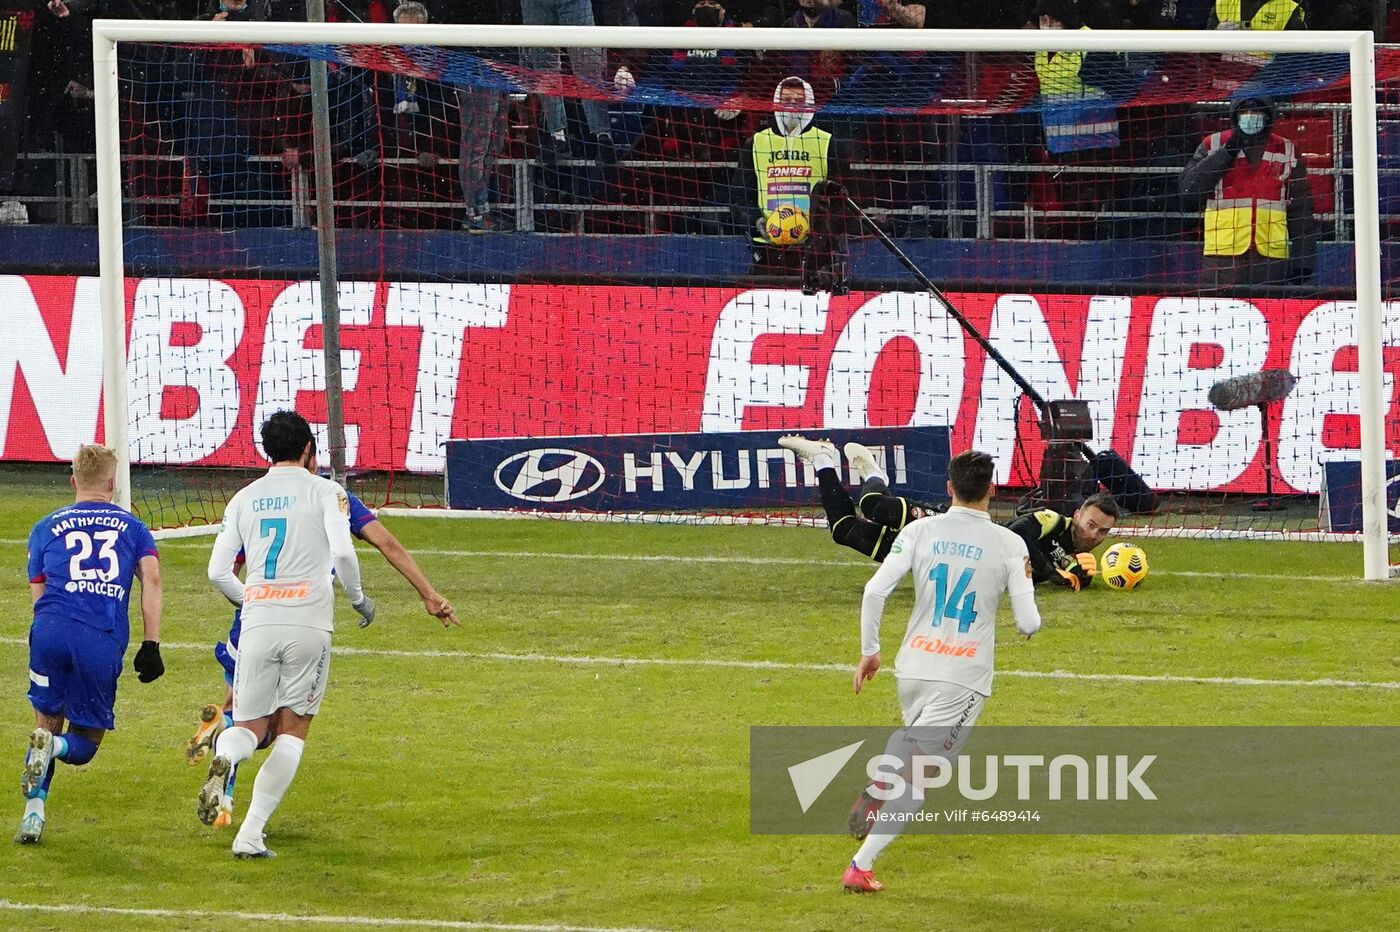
[{"xmin": 779, "ymin": 434, "xmax": 1119, "ymax": 590}]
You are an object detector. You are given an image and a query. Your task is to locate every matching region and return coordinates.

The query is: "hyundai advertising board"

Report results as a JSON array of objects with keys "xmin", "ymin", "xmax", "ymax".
[{"xmin": 444, "ymin": 427, "xmax": 951, "ymax": 512}]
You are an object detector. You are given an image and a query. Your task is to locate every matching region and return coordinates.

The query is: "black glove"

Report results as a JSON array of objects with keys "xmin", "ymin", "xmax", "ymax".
[
  {"xmin": 1224, "ymin": 131, "xmax": 1244, "ymax": 155},
  {"xmin": 133, "ymin": 640, "xmax": 164, "ymax": 683}
]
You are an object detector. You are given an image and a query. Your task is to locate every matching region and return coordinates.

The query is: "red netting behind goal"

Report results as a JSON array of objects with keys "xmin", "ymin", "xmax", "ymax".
[{"xmin": 106, "ymin": 36, "xmax": 1398, "ymax": 556}]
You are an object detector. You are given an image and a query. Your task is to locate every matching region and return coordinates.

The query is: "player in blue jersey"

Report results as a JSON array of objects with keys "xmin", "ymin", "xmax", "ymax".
[
  {"xmin": 17, "ymin": 445, "xmax": 164, "ymax": 845},
  {"xmin": 187, "ymin": 481, "xmax": 458, "ymax": 828}
]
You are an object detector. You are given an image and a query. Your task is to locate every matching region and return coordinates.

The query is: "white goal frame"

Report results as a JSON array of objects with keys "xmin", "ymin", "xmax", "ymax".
[{"xmin": 91, "ymin": 22, "xmax": 1391, "ymax": 579}]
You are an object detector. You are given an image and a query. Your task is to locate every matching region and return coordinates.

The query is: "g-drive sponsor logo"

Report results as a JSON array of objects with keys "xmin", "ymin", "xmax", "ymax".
[{"xmin": 493, "ymin": 448, "xmax": 607, "ymax": 503}]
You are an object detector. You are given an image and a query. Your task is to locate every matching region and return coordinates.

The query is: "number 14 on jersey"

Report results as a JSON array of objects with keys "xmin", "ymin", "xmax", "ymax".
[{"xmin": 929, "ymin": 562, "xmax": 977, "ymax": 633}]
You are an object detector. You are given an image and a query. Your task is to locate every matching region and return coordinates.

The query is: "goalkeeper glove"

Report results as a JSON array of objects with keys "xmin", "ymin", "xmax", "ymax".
[
  {"xmin": 352, "ymin": 595, "xmax": 377, "ymax": 628},
  {"xmin": 1075, "ymin": 553, "xmax": 1098, "ymax": 577},
  {"xmin": 1053, "ymin": 568, "xmax": 1083, "ymax": 592},
  {"xmin": 133, "ymin": 640, "xmax": 164, "ymax": 683}
]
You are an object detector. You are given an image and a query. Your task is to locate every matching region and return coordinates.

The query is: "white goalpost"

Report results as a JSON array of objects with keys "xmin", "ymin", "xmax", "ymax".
[{"xmin": 90, "ymin": 21, "xmax": 1392, "ymax": 579}]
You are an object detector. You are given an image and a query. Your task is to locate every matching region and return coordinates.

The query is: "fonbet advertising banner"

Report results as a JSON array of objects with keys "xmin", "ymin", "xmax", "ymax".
[{"xmin": 1, "ymin": 275, "xmax": 1397, "ymax": 496}]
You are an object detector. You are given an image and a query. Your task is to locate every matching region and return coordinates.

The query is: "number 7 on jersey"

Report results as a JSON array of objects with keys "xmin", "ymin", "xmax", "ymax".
[{"xmin": 260, "ymin": 517, "xmax": 287, "ymax": 579}]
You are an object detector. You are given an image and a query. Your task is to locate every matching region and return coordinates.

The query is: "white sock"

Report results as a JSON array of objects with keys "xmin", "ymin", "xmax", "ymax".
[
  {"xmin": 852, "ymin": 783, "xmax": 926, "ymax": 871},
  {"xmin": 875, "ymin": 727, "xmax": 917, "ymax": 789},
  {"xmin": 24, "ymin": 797, "xmax": 44, "ymax": 820},
  {"xmin": 236, "ymin": 734, "xmax": 304, "ymax": 847},
  {"xmin": 864, "ymin": 463, "xmax": 889, "ymax": 486},
  {"xmin": 214, "ymin": 725, "xmax": 258, "ymax": 767},
  {"xmin": 813, "ymin": 450, "xmax": 838, "ymax": 473}
]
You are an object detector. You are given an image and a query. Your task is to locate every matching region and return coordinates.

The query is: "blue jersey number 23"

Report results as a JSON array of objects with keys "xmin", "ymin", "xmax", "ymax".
[
  {"xmin": 929, "ymin": 563, "xmax": 977, "ymax": 633},
  {"xmin": 260, "ymin": 518, "xmax": 287, "ymax": 579}
]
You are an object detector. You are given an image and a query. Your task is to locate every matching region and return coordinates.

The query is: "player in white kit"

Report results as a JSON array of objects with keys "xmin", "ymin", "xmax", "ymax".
[
  {"xmin": 201, "ymin": 411, "xmax": 375, "ymax": 858},
  {"xmin": 843, "ymin": 450, "xmax": 1042, "ymax": 893}
]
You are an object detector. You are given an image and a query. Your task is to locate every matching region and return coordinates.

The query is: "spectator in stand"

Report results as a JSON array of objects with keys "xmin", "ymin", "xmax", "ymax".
[
  {"xmin": 855, "ymin": 0, "xmax": 923, "ymax": 28},
  {"xmin": 1179, "ymin": 95, "xmax": 1316, "ymax": 289},
  {"xmin": 444, "ymin": 0, "xmax": 520, "ymax": 231},
  {"xmin": 1029, "ymin": 0, "xmax": 1128, "ymax": 235},
  {"xmin": 1032, "ymin": 0, "xmax": 1122, "ymax": 155},
  {"xmin": 521, "ymin": 0, "xmax": 618, "ymax": 165},
  {"xmin": 840, "ymin": 0, "xmax": 945, "ymax": 234},
  {"xmin": 369, "ymin": 1, "xmax": 456, "ymax": 225},
  {"xmin": 1207, "ymin": 0, "xmax": 1305, "ymax": 30},
  {"xmin": 593, "ymin": 0, "xmax": 636, "ymax": 26},
  {"xmin": 785, "ymin": 0, "xmax": 855, "ymax": 103},
  {"xmin": 6, "ymin": 0, "xmax": 99, "ymax": 224},
  {"xmin": 788, "ymin": 0, "xmax": 855, "ymax": 27},
  {"xmin": 654, "ymin": 1, "xmax": 750, "ymax": 159},
  {"xmin": 652, "ymin": 0, "xmax": 784, "ymax": 25},
  {"xmin": 183, "ymin": 0, "xmax": 270, "ymax": 226},
  {"xmin": 1086, "ymin": 0, "xmax": 1178, "ymax": 28}
]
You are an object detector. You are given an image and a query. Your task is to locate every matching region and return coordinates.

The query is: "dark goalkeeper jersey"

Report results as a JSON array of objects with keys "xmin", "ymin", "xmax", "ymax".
[{"xmin": 1005, "ymin": 509, "xmax": 1091, "ymax": 589}]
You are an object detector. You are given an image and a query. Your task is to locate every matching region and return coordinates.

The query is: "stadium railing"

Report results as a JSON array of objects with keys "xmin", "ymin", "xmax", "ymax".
[{"xmin": 10, "ymin": 100, "xmax": 1396, "ymax": 238}]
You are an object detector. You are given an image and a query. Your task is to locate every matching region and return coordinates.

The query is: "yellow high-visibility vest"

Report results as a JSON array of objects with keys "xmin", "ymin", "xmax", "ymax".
[
  {"xmin": 1215, "ymin": 0, "xmax": 1299, "ymax": 30},
  {"xmin": 1202, "ymin": 130, "xmax": 1296, "ymax": 259},
  {"xmin": 1034, "ymin": 26, "xmax": 1096, "ymax": 97},
  {"xmin": 752, "ymin": 126, "xmax": 831, "ymax": 216}
]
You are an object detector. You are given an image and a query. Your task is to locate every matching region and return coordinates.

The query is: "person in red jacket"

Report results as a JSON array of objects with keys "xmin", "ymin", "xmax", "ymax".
[{"xmin": 1179, "ymin": 95, "xmax": 1317, "ymax": 289}]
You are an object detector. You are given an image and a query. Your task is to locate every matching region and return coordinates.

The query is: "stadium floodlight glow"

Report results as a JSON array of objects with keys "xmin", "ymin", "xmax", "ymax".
[{"xmin": 89, "ymin": 21, "xmax": 1391, "ymax": 580}]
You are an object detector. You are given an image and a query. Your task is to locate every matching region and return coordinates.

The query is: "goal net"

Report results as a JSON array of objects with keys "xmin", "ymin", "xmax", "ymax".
[{"xmin": 90, "ymin": 22, "xmax": 1397, "ymax": 575}]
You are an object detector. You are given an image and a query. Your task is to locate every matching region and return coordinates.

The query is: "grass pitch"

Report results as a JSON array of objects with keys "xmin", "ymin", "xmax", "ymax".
[{"xmin": 1, "ymin": 474, "xmax": 1399, "ymax": 931}]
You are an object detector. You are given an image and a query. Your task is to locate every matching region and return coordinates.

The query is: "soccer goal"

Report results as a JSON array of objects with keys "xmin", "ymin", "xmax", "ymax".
[{"xmin": 89, "ymin": 20, "xmax": 1396, "ymax": 577}]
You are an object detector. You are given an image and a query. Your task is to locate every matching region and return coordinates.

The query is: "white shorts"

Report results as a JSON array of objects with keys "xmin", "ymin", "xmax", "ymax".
[
  {"xmin": 232, "ymin": 625, "xmax": 332, "ymax": 721},
  {"xmin": 896, "ymin": 678, "xmax": 985, "ymax": 759}
]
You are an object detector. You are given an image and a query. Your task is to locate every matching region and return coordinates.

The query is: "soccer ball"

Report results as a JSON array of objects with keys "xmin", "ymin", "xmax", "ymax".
[
  {"xmin": 764, "ymin": 206, "xmax": 809, "ymax": 246},
  {"xmin": 1100, "ymin": 542, "xmax": 1149, "ymax": 591}
]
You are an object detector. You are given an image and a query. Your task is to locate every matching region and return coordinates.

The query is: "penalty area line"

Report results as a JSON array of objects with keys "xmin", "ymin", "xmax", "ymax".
[
  {"xmin": 0, "ymin": 901, "xmax": 681, "ymax": 932},
  {"xmin": 1, "ymin": 638, "xmax": 1395, "ymax": 691}
]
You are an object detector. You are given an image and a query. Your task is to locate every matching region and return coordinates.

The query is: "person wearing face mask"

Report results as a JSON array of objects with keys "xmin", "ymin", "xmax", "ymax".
[
  {"xmin": 733, "ymin": 75, "xmax": 849, "ymax": 278},
  {"xmin": 1179, "ymin": 95, "xmax": 1317, "ymax": 288}
]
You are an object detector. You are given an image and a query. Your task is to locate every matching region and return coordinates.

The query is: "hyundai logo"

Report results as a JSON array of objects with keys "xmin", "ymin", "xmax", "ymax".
[{"xmin": 493, "ymin": 448, "xmax": 607, "ymax": 503}]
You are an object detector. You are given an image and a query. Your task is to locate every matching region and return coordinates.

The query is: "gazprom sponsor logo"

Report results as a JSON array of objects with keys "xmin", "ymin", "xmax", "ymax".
[{"xmin": 493, "ymin": 448, "xmax": 607, "ymax": 503}]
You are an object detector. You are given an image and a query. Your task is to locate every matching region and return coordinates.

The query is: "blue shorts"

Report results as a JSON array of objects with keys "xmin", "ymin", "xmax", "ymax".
[
  {"xmin": 214, "ymin": 641, "xmax": 236, "ymax": 686},
  {"xmin": 27, "ymin": 616, "xmax": 124, "ymax": 731},
  {"xmin": 214, "ymin": 609, "xmax": 242, "ymax": 686}
]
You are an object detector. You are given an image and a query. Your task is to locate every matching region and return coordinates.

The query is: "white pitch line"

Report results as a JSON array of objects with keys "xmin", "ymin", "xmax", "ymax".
[
  {"xmin": 1, "ymin": 637, "xmax": 1394, "ymax": 691},
  {"xmin": 4, "ymin": 537, "xmax": 1357, "ymax": 583},
  {"xmin": 0, "ymin": 901, "xmax": 678, "ymax": 932}
]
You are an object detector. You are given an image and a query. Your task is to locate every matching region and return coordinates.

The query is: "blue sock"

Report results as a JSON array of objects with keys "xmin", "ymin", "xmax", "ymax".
[
  {"xmin": 222, "ymin": 712, "xmax": 234, "ymax": 730},
  {"xmin": 56, "ymin": 732, "xmax": 98, "ymax": 766},
  {"xmin": 40, "ymin": 760, "xmax": 55, "ymax": 796},
  {"xmin": 226, "ymin": 763, "xmax": 238, "ymax": 803}
]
